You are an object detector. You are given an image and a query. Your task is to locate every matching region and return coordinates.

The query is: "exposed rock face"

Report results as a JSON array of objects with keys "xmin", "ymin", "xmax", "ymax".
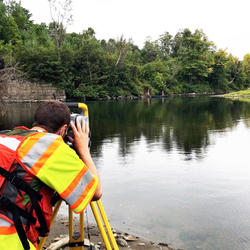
[{"xmin": 0, "ymin": 68, "xmax": 66, "ymax": 102}]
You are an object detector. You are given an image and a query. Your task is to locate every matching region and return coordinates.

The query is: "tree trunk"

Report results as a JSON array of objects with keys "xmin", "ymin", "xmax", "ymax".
[{"xmin": 56, "ymin": 38, "xmax": 61, "ymax": 61}]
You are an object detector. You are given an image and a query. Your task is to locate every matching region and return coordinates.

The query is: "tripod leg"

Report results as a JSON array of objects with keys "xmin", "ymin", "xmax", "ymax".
[
  {"xmin": 90, "ymin": 202, "xmax": 112, "ymax": 250},
  {"xmin": 69, "ymin": 207, "xmax": 74, "ymax": 244},
  {"xmin": 38, "ymin": 200, "xmax": 62, "ymax": 250},
  {"xmin": 80, "ymin": 212, "xmax": 84, "ymax": 243},
  {"xmin": 69, "ymin": 207, "xmax": 85, "ymax": 250},
  {"xmin": 96, "ymin": 200, "xmax": 119, "ymax": 250}
]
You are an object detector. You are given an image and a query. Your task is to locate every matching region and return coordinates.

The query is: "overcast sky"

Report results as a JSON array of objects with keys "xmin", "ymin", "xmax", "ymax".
[{"xmin": 20, "ymin": 0, "xmax": 249, "ymax": 60}]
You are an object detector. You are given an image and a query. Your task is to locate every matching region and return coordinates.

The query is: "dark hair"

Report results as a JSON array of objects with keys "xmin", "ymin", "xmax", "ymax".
[{"xmin": 33, "ymin": 100, "xmax": 70, "ymax": 133}]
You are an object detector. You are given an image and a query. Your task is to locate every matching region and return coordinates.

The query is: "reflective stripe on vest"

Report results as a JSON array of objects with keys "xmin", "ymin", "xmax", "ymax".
[
  {"xmin": 64, "ymin": 170, "xmax": 93, "ymax": 205},
  {"xmin": 0, "ymin": 137, "xmax": 20, "ymax": 151},
  {"xmin": 17, "ymin": 131, "xmax": 98, "ymax": 214},
  {"xmin": 70, "ymin": 176, "xmax": 98, "ymax": 213},
  {"xmin": 0, "ymin": 217, "xmax": 12, "ymax": 227},
  {"xmin": 19, "ymin": 133, "xmax": 60, "ymax": 175}
]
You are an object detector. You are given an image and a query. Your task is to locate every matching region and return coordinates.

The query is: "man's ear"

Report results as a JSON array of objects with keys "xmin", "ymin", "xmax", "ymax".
[{"xmin": 56, "ymin": 124, "xmax": 68, "ymax": 137}]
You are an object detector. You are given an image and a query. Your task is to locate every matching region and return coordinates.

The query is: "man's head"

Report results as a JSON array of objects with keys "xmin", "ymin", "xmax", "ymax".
[{"xmin": 33, "ymin": 100, "xmax": 70, "ymax": 134}]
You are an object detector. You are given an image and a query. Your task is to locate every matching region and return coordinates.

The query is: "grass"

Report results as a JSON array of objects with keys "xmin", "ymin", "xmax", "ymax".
[
  {"xmin": 223, "ymin": 89, "xmax": 250, "ymax": 103},
  {"xmin": 224, "ymin": 89, "xmax": 250, "ymax": 96}
]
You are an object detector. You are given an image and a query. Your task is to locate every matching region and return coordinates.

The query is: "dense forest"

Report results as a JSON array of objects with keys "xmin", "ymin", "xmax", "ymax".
[{"xmin": 0, "ymin": 1, "xmax": 250, "ymax": 99}]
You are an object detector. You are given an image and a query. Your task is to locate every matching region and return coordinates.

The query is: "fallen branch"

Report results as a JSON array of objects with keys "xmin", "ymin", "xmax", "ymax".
[{"xmin": 47, "ymin": 235, "xmax": 69, "ymax": 250}]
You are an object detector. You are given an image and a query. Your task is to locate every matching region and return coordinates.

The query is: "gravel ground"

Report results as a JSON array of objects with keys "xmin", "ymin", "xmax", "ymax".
[{"xmin": 42, "ymin": 217, "xmax": 180, "ymax": 250}]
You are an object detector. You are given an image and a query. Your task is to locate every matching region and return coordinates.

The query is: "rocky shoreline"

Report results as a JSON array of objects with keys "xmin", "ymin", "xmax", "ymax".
[{"xmin": 43, "ymin": 217, "xmax": 180, "ymax": 250}]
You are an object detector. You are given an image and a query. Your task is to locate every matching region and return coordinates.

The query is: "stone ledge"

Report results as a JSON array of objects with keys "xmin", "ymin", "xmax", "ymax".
[{"xmin": 0, "ymin": 68, "xmax": 66, "ymax": 102}]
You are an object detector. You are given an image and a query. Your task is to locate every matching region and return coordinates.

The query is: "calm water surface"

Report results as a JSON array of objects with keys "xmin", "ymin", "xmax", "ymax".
[{"xmin": 1, "ymin": 97, "xmax": 250, "ymax": 250}]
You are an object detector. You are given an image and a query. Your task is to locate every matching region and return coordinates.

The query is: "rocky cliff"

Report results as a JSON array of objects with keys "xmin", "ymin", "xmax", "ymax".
[{"xmin": 0, "ymin": 68, "xmax": 66, "ymax": 102}]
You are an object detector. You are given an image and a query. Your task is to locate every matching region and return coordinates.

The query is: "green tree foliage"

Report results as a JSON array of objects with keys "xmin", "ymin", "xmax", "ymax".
[
  {"xmin": 141, "ymin": 60, "xmax": 169, "ymax": 94},
  {"xmin": 0, "ymin": 1, "xmax": 249, "ymax": 99},
  {"xmin": 242, "ymin": 54, "xmax": 250, "ymax": 87},
  {"xmin": 158, "ymin": 32, "xmax": 172, "ymax": 60},
  {"xmin": 6, "ymin": 1, "xmax": 32, "ymax": 39},
  {"xmin": 141, "ymin": 38, "xmax": 160, "ymax": 63},
  {"xmin": 208, "ymin": 49, "xmax": 230, "ymax": 92},
  {"xmin": 175, "ymin": 29, "xmax": 215, "ymax": 85},
  {"xmin": 0, "ymin": 1, "xmax": 21, "ymax": 44}
]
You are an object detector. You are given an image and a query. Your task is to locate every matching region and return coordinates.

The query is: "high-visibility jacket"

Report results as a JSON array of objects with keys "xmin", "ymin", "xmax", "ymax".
[{"xmin": 0, "ymin": 127, "xmax": 98, "ymax": 249}]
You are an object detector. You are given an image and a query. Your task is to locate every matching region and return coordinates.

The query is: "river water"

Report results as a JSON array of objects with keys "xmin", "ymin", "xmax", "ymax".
[{"xmin": 1, "ymin": 97, "xmax": 250, "ymax": 250}]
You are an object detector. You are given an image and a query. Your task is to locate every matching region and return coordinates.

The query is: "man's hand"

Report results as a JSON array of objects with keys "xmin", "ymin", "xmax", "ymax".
[
  {"xmin": 70, "ymin": 118, "xmax": 102, "ymax": 200},
  {"xmin": 70, "ymin": 118, "xmax": 90, "ymax": 159}
]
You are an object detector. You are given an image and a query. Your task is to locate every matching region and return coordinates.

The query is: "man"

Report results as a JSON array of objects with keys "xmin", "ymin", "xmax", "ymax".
[{"xmin": 0, "ymin": 100, "xmax": 102, "ymax": 249}]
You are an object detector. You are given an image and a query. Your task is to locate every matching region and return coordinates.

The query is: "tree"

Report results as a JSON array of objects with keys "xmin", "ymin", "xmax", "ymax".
[
  {"xmin": 171, "ymin": 31, "xmax": 183, "ymax": 57},
  {"xmin": 158, "ymin": 31, "xmax": 172, "ymax": 60},
  {"xmin": 208, "ymin": 49, "xmax": 229, "ymax": 92},
  {"xmin": 0, "ymin": 1, "xmax": 21, "ymax": 44},
  {"xmin": 141, "ymin": 60, "xmax": 170, "ymax": 94},
  {"xmin": 141, "ymin": 38, "xmax": 160, "ymax": 63},
  {"xmin": 48, "ymin": 0, "xmax": 73, "ymax": 61},
  {"xmin": 176, "ymin": 29, "xmax": 215, "ymax": 85},
  {"xmin": 6, "ymin": 1, "xmax": 32, "ymax": 40},
  {"xmin": 242, "ymin": 54, "xmax": 250, "ymax": 87},
  {"xmin": 226, "ymin": 54, "xmax": 245, "ymax": 90},
  {"xmin": 115, "ymin": 36, "xmax": 131, "ymax": 68}
]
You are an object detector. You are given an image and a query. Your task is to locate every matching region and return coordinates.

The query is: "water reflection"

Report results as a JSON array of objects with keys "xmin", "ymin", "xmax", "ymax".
[
  {"xmin": 0, "ymin": 103, "xmax": 39, "ymax": 129},
  {"xmin": 89, "ymin": 97, "xmax": 250, "ymax": 159},
  {"xmin": 1, "ymin": 98, "xmax": 250, "ymax": 159}
]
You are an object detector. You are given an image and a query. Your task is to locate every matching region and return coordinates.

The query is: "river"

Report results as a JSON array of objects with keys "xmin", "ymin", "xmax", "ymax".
[{"xmin": 1, "ymin": 97, "xmax": 250, "ymax": 250}]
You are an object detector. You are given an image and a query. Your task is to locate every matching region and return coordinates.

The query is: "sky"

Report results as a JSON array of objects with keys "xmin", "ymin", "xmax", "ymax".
[{"xmin": 20, "ymin": 0, "xmax": 250, "ymax": 60}]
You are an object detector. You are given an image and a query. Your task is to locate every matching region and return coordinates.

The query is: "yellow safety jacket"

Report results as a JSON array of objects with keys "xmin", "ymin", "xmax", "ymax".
[{"xmin": 0, "ymin": 127, "xmax": 98, "ymax": 249}]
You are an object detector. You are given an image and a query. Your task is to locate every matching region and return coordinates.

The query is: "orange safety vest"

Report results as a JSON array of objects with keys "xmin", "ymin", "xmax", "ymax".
[
  {"xmin": 0, "ymin": 127, "xmax": 98, "ymax": 249},
  {"xmin": 0, "ymin": 127, "xmax": 52, "ymax": 249}
]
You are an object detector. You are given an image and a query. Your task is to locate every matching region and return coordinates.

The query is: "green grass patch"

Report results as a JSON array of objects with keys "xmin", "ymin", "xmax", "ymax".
[{"xmin": 225, "ymin": 89, "xmax": 250, "ymax": 96}]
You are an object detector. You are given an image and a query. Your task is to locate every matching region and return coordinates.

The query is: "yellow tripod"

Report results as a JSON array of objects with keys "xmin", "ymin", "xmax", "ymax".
[{"xmin": 38, "ymin": 199, "xmax": 119, "ymax": 249}]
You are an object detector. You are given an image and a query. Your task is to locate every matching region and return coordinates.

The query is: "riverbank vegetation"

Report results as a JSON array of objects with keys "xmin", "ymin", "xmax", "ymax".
[
  {"xmin": 1, "ymin": 1, "xmax": 250, "ymax": 99},
  {"xmin": 223, "ymin": 89, "xmax": 250, "ymax": 103},
  {"xmin": 224, "ymin": 89, "xmax": 250, "ymax": 96}
]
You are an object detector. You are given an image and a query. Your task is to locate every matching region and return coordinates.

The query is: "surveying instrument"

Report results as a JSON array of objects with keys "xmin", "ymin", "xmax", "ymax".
[{"xmin": 38, "ymin": 103, "xmax": 119, "ymax": 250}]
